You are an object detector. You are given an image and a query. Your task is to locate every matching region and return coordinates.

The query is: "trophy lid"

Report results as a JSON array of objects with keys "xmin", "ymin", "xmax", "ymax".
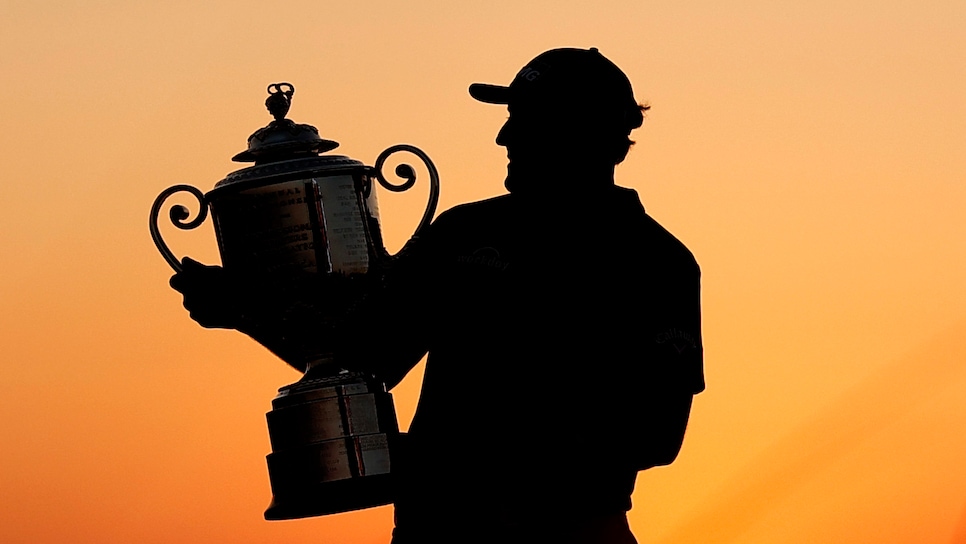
[{"xmin": 232, "ymin": 83, "xmax": 340, "ymax": 164}]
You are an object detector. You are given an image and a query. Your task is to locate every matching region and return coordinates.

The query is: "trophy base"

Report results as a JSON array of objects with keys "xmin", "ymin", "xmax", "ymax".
[
  {"xmin": 264, "ymin": 472, "xmax": 394, "ymax": 520},
  {"xmin": 264, "ymin": 368, "xmax": 399, "ymax": 520}
]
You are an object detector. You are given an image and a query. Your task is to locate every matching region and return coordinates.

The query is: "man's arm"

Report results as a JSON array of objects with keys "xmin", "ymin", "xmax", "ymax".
[
  {"xmin": 630, "ymin": 383, "xmax": 695, "ymax": 470},
  {"xmin": 169, "ymin": 258, "xmax": 345, "ymax": 372},
  {"xmin": 168, "ymin": 255, "xmax": 429, "ymax": 381},
  {"xmin": 624, "ymin": 256, "xmax": 704, "ymax": 471}
]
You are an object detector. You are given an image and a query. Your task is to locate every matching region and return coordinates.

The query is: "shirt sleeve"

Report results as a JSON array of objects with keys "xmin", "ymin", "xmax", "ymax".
[{"xmin": 651, "ymin": 260, "xmax": 704, "ymax": 394}]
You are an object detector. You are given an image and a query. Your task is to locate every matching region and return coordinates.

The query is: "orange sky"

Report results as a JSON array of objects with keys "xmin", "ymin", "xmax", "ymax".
[{"xmin": 2, "ymin": 1, "xmax": 965, "ymax": 543}]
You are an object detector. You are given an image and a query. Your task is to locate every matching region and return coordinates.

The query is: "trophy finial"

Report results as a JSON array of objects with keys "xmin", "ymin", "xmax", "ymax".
[
  {"xmin": 266, "ymin": 83, "xmax": 295, "ymax": 121},
  {"xmin": 232, "ymin": 82, "xmax": 339, "ymax": 163}
]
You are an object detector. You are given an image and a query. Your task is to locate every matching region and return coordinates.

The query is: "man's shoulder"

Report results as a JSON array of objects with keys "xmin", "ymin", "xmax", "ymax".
[
  {"xmin": 639, "ymin": 213, "xmax": 699, "ymax": 271},
  {"xmin": 425, "ymin": 194, "xmax": 516, "ymax": 240},
  {"xmin": 434, "ymin": 194, "xmax": 515, "ymax": 222},
  {"xmin": 424, "ymin": 188, "xmax": 699, "ymax": 273},
  {"xmin": 612, "ymin": 186, "xmax": 699, "ymax": 273}
]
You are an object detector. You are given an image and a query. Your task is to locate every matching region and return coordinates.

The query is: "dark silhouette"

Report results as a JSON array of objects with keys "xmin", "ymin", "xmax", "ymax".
[{"xmin": 171, "ymin": 47, "xmax": 703, "ymax": 544}]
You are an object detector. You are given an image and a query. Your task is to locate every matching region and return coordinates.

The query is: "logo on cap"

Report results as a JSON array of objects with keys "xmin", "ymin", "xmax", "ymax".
[{"xmin": 517, "ymin": 66, "xmax": 541, "ymax": 82}]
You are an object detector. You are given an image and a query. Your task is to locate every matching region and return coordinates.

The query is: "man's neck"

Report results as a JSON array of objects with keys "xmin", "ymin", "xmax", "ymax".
[{"xmin": 506, "ymin": 163, "xmax": 616, "ymax": 196}]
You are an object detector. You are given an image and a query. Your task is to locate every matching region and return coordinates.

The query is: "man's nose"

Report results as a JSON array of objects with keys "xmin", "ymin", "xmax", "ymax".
[{"xmin": 496, "ymin": 119, "xmax": 512, "ymax": 147}]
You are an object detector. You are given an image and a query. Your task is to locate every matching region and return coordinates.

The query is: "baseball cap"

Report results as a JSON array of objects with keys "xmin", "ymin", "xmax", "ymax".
[{"xmin": 469, "ymin": 47, "xmax": 640, "ymax": 120}]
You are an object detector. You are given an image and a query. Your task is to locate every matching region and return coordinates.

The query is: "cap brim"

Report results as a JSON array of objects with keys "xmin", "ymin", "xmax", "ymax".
[{"xmin": 469, "ymin": 83, "xmax": 511, "ymax": 104}]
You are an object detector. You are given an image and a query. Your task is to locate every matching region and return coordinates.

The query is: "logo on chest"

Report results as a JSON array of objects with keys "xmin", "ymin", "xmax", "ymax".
[{"xmin": 456, "ymin": 246, "xmax": 511, "ymax": 272}]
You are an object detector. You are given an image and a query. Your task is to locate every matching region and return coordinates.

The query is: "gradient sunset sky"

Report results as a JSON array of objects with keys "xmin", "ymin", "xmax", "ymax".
[{"xmin": 1, "ymin": 1, "xmax": 965, "ymax": 543}]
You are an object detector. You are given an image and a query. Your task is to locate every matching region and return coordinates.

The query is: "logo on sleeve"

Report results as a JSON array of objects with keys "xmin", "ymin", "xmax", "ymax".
[{"xmin": 655, "ymin": 328, "xmax": 698, "ymax": 354}]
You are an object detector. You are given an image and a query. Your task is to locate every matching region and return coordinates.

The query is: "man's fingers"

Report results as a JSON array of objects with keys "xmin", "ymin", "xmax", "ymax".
[
  {"xmin": 181, "ymin": 256, "xmax": 205, "ymax": 270},
  {"xmin": 169, "ymin": 272, "xmax": 187, "ymax": 292}
]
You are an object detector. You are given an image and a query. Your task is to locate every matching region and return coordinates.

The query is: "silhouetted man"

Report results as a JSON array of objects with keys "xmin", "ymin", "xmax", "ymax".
[{"xmin": 173, "ymin": 47, "xmax": 703, "ymax": 544}]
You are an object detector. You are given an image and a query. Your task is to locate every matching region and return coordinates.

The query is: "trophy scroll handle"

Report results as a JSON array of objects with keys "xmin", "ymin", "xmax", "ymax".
[
  {"xmin": 149, "ymin": 184, "xmax": 209, "ymax": 273},
  {"xmin": 369, "ymin": 144, "xmax": 440, "ymax": 257}
]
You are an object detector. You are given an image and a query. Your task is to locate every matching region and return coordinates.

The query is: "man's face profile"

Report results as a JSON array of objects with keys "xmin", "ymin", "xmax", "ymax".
[
  {"xmin": 497, "ymin": 102, "xmax": 581, "ymax": 188},
  {"xmin": 496, "ymin": 100, "xmax": 623, "ymax": 192}
]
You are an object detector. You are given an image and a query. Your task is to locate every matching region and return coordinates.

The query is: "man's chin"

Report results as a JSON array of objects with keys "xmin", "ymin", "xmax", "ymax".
[
  {"xmin": 505, "ymin": 162, "xmax": 538, "ymax": 180},
  {"xmin": 504, "ymin": 167, "xmax": 544, "ymax": 193},
  {"xmin": 504, "ymin": 171, "xmax": 523, "ymax": 193}
]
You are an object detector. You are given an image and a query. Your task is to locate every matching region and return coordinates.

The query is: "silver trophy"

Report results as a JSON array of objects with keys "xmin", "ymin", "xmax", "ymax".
[{"xmin": 150, "ymin": 83, "xmax": 439, "ymax": 519}]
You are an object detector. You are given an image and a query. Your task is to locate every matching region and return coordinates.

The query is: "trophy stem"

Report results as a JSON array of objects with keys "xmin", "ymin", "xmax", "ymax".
[{"xmin": 303, "ymin": 355, "xmax": 339, "ymax": 374}]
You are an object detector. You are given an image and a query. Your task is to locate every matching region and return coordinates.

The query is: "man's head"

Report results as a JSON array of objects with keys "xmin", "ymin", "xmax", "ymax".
[{"xmin": 470, "ymin": 48, "xmax": 646, "ymax": 193}]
